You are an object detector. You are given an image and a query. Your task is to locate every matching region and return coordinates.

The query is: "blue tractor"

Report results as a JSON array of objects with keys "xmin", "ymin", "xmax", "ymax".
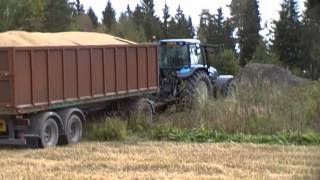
[{"xmin": 156, "ymin": 39, "xmax": 235, "ymax": 105}]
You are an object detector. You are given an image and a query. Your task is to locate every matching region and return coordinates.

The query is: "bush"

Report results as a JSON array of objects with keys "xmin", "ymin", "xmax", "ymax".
[
  {"xmin": 87, "ymin": 117, "xmax": 127, "ymax": 141},
  {"xmin": 209, "ymin": 49, "xmax": 239, "ymax": 75}
]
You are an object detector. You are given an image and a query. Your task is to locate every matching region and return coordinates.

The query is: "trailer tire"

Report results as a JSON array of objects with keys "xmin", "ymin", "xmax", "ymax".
[
  {"xmin": 181, "ymin": 70, "xmax": 213, "ymax": 105},
  {"xmin": 64, "ymin": 114, "xmax": 83, "ymax": 144},
  {"xmin": 39, "ymin": 118, "xmax": 59, "ymax": 148}
]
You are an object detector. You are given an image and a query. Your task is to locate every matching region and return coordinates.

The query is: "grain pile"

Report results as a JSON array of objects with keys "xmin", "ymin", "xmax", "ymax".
[{"xmin": 0, "ymin": 31, "xmax": 136, "ymax": 47}]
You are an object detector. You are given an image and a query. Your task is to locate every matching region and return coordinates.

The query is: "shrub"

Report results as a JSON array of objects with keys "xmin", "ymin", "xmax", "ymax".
[
  {"xmin": 209, "ymin": 49, "xmax": 239, "ymax": 75},
  {"xmin": 87, "ymin": 117, "xmax": 127, "ymax": 141}
]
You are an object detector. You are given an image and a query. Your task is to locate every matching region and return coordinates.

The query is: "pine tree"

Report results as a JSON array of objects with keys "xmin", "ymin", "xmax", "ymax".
[
  {"xmin": 230, "ymin": 0, "xmax": 261, "ymax": 66},
  {"xmin": 42, "ymin": 0, "xmax": 74, "ymax": 32},
  {"xmin": 161, "ymin": 3, "xmax": 170, "ymax": 38},
  {"xmin": 102, "ymin": 0, "xmax": 116, "ymax": 31},
  {"xmin": 273, "ymin": 0, "xmax": 302, "ymax": 69},
  {"xmin": 87, "ymin": 7, "xmax": 98, "ymax": 28}
]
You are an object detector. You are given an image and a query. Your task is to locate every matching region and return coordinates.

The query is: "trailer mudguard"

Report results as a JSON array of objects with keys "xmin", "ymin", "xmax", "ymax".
[{"xmin": 28, "ymin": 111, "xmax": 64, "ymax": 137}]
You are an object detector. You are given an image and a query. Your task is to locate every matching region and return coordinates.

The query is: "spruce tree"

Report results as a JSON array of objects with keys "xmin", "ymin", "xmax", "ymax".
[
  {"xmin": 132, "ymin": 5, "xmax": 144, "ymax": 30},
  {"xmin": 42, "ymin": 0, "xmax": 74, "ymax": 32},
  {"xmin": 87, "ymin": 7, "xmax": 98, "ymax": 28},
  {"xmin": 273, "ymin": 0, "xmax": 302, "ymax": 68},
  {"xmin": 198, "ymin": 9, "xmax": 212, "ymax": 43},
  {"xmin": 126, "ymin": 5, "xmax": 132, "ymax": 16},
  {"xmin": 174, "ymin": 5, "xmax": 190, "ymax": 38},
  {"xmin": 141, "ymin": 0, "xmax": 161, "ymax": 40},
  {"xmin": 102, "ymin": 0, "xmax": 116, "ymax": 31},
  {"xmin": 198, "ymin": 8, "xmax": 235, "ymax": 51},
  {"xmin": 75, "ymin": 0, "xmax": 85, "ymax": 16},
  {"xmin": 301, "ymin": 0, "xmax": 320, "ymax": 79},
  {"xmin": 230, "ymin": 0, "xmax": 261, "ymax": 66},
  {"xmin": 162, "ymin": 3, "xmax": 170, "ymax": 38},
  {"xmin": 167, "ymin": 17, "xmax": 177, "ymax": 38},
  {"xmin": 187, "ymin": 16, "xmax": 195, "ymax": 38}
]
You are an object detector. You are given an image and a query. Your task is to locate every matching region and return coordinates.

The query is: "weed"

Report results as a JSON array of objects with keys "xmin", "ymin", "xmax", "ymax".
[{"xmin": 86, "ymin": 117, "xmax": 127, "ymax": 141}]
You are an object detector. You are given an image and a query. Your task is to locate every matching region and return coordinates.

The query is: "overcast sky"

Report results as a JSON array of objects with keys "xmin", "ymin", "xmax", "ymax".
[{"xmin": 74, "ymin": 0, "xmax": 306, "ymax": 37}]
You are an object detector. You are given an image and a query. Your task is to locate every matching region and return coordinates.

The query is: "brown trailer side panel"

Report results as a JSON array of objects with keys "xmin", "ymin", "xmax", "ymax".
[
  {"xmin": 0, "ymin": 49, "xmax": 13, "ymax": 108},
  {"xmin": 0, "ymin": 44, "xmax": 158, "ymax": 115}
]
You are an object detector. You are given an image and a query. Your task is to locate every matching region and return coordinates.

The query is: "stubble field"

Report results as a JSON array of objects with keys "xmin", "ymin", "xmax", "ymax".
[{"xmin": 0, "ymin": 142, "xmax": 319, "ymax": 180}]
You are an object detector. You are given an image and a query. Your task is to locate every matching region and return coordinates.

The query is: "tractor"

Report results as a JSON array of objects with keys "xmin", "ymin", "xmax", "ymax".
[{"xmin": 154, "ymin": 39, "xmax": 235, "ymax": 106}]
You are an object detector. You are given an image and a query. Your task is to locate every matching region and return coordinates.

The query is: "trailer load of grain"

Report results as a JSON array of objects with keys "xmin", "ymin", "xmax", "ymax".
[{"xmin": 0, "ymin": 31, "xmax": 136, "ymax": 47}]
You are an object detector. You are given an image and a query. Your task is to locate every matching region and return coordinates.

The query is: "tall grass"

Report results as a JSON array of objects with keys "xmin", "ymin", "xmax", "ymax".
[
  {"xmin": 86, "ymin": 81, "xmax": 320, "ymax": 144},
  {"xmin": 158, "ymin": 81, "xmax": 320, "ymax": 135}
]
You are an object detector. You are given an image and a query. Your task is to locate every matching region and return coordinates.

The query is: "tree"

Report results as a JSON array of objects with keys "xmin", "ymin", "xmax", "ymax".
[
  {"xmin": 113, "ymin": 14, "xmax": 147, "ymax": 43},
  {"xmin": 174, "ymin": 5, "xmax": 190, "ymax": 38},
  {"xmin": 198, "ymin": 9, "xmax": 212, "ymax": 43},
  {"xmin": 102, "ymin": 0, "xmax": 116, "ymax": 32},
  {"xmin": 273, "ymin": 0, "xmax": 302, "ymax": 69},
  {"xmin": 161, "ymin": 3, "xmax": 170, "ymax": 38},
  {"xmin": 301, "ymin": 0, "xmax": 320, "ymax": 79},
  {"xmin": 87, "ymin": 7, "xmax": 98, "ymax": 28},
  {"xmin": 230, "ymin": 0, "xmax": 261, "ymax": 66},
  {"xmin": 141, "ymin": 0, "xmax": 161, "ymax": 40},
  {"xmin": 209, "ymin": 8, "xmax": 235, "ymax": 51},
  {"xmin": 126, "ymin": 5, "xmax": 132, "ymax": 16},
  {"xmin": 198, "ymin": 8, "xmax": 235, "ymax": 52},
  {"xmin": 187, "ymin": 16, "xmax": 195, "ymax": 38},
  {"xmin": 132, "ymin": 5, "xmax": 144, "ymax": 28},
  {"xmin": 42, "ymin": 0, "xmax": 74, "ymax": 32},
  {"xmin": 0, "ymin": 0, "xmax": 44, "ymax": 32},
  {"xmin": 75, "ymin": 0, "xmax": 85, "ymax": 15}
]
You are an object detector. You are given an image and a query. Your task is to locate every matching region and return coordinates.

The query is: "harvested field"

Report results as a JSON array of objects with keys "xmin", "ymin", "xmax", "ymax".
[
  {"xmin": 0, "ymin": 142, "xmax": 319, "ymax": 180},
  {"xmin": 0, "ymin": 31, "xmax": 136, "ymax": 47}
]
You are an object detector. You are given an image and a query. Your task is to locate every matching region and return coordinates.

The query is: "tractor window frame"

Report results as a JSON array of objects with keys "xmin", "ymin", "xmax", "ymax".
[{"xmin": 189, "ymin": 44, "xmax": 204, "ymax": 66}]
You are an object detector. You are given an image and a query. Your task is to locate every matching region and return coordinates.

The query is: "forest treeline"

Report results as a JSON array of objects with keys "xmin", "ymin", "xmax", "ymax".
[{"xmin": 0, "ymin": 0, "xmax": 319, "ymax": 79}]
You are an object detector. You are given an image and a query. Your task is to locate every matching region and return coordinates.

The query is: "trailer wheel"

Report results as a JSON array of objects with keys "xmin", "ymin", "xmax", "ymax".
[
  {"xmin": 182, "ymin": 71, "xmax": 213, "ymax": 105},
  {"xmin": 65, "ymin": 114, "xmax": 83, "ymax": 144},
  {"xmin": 39, "ymin": 118, "xmax": 59, "ymax": 148}
]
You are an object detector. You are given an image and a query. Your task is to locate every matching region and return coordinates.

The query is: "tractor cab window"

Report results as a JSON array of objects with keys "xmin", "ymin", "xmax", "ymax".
[
  {"xmin": 189, "ymin": 44, "xmax": 204, "ymax": 65},
  {"xmin": 159, "ymin": 43, "xmax": 189, "ymax": 69}
]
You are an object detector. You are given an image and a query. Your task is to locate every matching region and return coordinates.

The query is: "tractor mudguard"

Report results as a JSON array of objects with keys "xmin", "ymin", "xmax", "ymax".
[
  {"xmin": 176, "ymin": 66, "xmax": 208, "ymax": 79},
  {"xmin": 215, "ymin": 75, "xmax": 234, "ymax": 92},
  {"xmin": 177, "ymin": 65, "xmax": 219, "ymax": 79}
]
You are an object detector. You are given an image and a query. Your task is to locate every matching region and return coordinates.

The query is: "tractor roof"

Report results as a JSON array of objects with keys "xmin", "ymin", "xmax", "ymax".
[{"xmin": 160, "ymin": 39, "xmax": 201, "ymax": 44}]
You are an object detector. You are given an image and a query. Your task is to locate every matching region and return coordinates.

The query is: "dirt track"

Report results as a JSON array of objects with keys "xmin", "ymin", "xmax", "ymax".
[{"xmin": 0, "ymin": 142, "xmax": 319, "ymax": 180}]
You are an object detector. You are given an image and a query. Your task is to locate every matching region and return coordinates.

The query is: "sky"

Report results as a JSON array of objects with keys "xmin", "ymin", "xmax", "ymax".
[{"xmin": 74, "ymin": 0, "xmax": 306, "ymax": 38}]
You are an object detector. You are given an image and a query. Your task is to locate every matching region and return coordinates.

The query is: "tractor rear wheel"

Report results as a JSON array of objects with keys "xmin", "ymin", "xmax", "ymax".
[{"xmin": 181, "ymin": 71, "xmax": 213, "ymax": 106}]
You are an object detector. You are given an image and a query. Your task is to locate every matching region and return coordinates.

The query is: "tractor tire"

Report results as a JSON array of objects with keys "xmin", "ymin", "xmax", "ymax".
[
  {"xmin": 181, "ymin": 70, "xmax": 213, "ymax": 106},
  {"xmin": 225, "ymin": 80, "xmax": 236, "ymax": 98}
]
